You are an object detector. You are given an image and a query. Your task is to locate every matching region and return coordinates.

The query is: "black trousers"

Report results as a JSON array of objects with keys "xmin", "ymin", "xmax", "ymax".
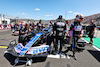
[
  {"xmin": 88, "ymin": 31, "xmax": 94, "ymax": 38},
  {"xmin": 54, "ymin": 37, "xmax": 63, "ymax": 53}
]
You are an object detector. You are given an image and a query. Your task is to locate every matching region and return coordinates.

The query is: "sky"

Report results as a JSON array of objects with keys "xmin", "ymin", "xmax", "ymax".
[{"xmin": 0, "ymin": 0, "xmax": 100, "ymax": 20}]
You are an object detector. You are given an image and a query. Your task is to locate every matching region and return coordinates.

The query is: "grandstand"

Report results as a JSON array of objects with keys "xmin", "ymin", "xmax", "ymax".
[{"xmin": 68, "ymin": 13, "xmax": 100, "ymax": 26}]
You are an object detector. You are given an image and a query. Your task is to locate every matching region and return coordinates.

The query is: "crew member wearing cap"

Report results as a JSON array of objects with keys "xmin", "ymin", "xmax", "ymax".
[{"xmin": 53, "ymin": 15, "xmax": 67, "ymax": 55}]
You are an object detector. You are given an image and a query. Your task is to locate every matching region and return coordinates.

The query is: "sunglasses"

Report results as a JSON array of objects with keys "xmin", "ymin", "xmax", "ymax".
[{"xmin": 80, "ymin": 18, "xmax": 83, "ymax": 19}]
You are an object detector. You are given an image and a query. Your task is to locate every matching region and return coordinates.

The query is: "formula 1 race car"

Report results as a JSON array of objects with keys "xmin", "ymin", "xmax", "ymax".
[
  {"xmin": 5, "ymin": 28, "xmax": 52, "ymax": 67},
  {"xmin": 18, "ymin": 28, "xmax": 51, "ymax": 45}
]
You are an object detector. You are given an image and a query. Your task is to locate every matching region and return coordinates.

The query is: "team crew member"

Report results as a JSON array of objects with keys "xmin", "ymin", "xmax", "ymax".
[
  {"xmin": 53, "ymin": 15, "xmax": 67, "ymax": 55},
  {"xmin": 88, "ymin": 20, "xmax": 96, "ymax": 46},
  {"xmin": 11, "ymin": 23, "xmax": 14, "ymax": 30},
  {"xmin": 37, "ymin": 20, "xmax": 42, "ymax": 31},
  {"xmin": 49, "ymin": 21, "xmax": 53, "ymax": 28},
  {"xmin": 69, "ymin": 14, "xmax": 84, "ymax": 44},
  {"xmin": 14, "ymin": 23, "xmax": 18, "ymax": 30},
  {"xmin": 29, "ymin": 22, "xmax": 35, "ymax": 31},
  {"xmin": 19, "ymin": 22, "xmax": 23, "ymax": 29}
]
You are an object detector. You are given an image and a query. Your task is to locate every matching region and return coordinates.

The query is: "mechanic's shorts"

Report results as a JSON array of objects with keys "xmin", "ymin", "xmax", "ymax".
[{"xmin": 88, "ymin": 32, "xmax": 94, "ymax": 38}]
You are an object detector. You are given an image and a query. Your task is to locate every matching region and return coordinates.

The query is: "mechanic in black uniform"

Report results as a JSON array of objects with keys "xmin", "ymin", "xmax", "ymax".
[
  {"xmin": 53, "ymin": 15, "xmax": 67, "ymax": 55},
  {"xmin": 69, "ymin": 14, "xmax": 84, "ymax": 59},
  {"xmin": 37, "ymin": 20, "xmax": 42, "ymax": 31},
  {"xmin": 88, "ymin": 20, "xmax": 96, "ymax": 46},
  {"xmin": 69, "ymin": 14, "xmax": 84, "ymax": 42}
]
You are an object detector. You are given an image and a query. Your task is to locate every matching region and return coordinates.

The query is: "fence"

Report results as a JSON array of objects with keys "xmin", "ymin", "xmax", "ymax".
[{"xmin": 0, "ymin": 24, "xmax": 11, "ymax": 30}]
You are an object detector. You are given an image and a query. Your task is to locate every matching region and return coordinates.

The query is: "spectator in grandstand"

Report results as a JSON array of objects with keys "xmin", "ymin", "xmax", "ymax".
[{"xmin": 88, "ymin": 20, "xmax": 96, "ymax": 46}]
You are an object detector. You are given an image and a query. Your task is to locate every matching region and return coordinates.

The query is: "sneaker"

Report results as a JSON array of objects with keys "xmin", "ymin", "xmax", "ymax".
[
  {"xmin": 59, "ymin": 53, "xmax": 61, "ymax": 58},
  {"xmin": 66, "ymin": 54, "xmax": 70, "ymax": 59},
  {"xmin": 89, "ymin": 42, "xmax": 91, "ymax": 44},
  {"xmin": 60, "ymin": 53, "xmax": 66, "ymax": 58},
  {"xmin": 53, "ymin": 51, "xmax": 57, "ymax": 55},
  {"xmin": 89, "ymin": 43, "xmax": 93, "ymax": 47},
  {"xmin": 90, "ymin": 43, "xmax": 93, "ymax": 47}
]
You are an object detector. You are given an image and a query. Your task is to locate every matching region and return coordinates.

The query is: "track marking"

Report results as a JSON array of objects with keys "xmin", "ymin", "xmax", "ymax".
[
  {"xmin": 47, "ymin": 54, "xmax": 60, "ymax": 58},
  {"xmin": 0, "ymin": 46, "xmax": 8, "ymax": 48},
  {"xmin": 81, "ymin": 38, "xmax": 100, "ymax": 51},
  {"xmin": 92, "ymin": 45, "xmax": 100, "ymax": 51},
  {"xmin": 47, "ymin": 54, "xmax": 70, "ymax": 59}
]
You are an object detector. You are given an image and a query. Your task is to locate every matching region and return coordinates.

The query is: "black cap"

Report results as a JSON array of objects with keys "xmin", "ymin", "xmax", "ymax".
[{"xmin": 58, "ymin": 15, "xmax": 63, "ymax": 20}]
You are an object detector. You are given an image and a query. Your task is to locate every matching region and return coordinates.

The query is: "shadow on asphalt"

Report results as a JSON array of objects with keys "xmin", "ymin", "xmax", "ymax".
[
  {"xmin": 67, "ymin": 64, "xmax": 71, "ymax": 67},
  {"xmin": 45, "ymin": 62, "xmax": 50, "ymax": 67},
  {"xmin": 4, "ymin": 53, "xmax": 16, "ymax": 65},
  {"xmin": 88, "ymin": 50, "xmax": 100, "ymax": 63},
  {"xmin": 4, "ymin": 53, "xmax": 47, "ymax": 66}
]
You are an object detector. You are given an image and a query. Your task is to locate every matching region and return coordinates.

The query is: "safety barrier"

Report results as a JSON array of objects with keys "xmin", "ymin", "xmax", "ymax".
[{"xmin": 0, "ymin": 25, "xmax": 11, "ymax": 30}]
